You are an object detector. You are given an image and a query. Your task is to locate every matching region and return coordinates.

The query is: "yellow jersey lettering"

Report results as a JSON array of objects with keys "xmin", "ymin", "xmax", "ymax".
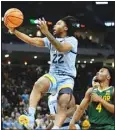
[
  {"xmin": 102, "ymin": 96, "xmax": 110, "ymax": 101},
  {"xmin": 106, "ymin": 96, "xmax": 110, "ymax": 101},
  {"xmin": 103, "ymin": 96, "xmax": 107, "ymax": 100},
  {"xmin": 96, "ymin": 103, "xmax": 102, "ymax": 113}
]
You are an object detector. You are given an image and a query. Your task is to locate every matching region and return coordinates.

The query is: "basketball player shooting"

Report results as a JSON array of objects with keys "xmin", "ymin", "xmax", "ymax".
[{"xmin": 5, "ymin": 14, "xmax": 78, "ymax": 129}]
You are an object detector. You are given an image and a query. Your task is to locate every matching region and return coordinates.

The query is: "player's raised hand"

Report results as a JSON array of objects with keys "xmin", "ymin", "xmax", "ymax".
[
  {"xmin": 37, "ymin": 17, "xmax": 49, "ymax": 35},
  {"xmin": 4, "ymin": 20, "xmax": 15, "ymax": 34},
  {"xmin": 8, "ymin": 26, "xmax": 15, "ymax": 34},
  {"xmin": 69, "ymin": 124, "xmax": 77, "ymax": 130}
]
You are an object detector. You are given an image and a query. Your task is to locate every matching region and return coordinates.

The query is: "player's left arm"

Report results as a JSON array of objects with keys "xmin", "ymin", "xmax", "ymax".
[
  {"xmin": 100, "ymin": 99, "xmax": 114, "ymax": 114},
  {"xmin": 37, "ymin": 18, "xmax": 75, "ymax": 52},
  {"xmin": 91, "ymin": 91, "xmax": 115, "ymax": 114}
]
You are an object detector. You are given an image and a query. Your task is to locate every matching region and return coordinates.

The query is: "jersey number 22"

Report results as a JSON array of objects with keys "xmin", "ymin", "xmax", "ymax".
[{"xmin": 53, "ymin": 54, "xmax": 64, "ymax": 63}]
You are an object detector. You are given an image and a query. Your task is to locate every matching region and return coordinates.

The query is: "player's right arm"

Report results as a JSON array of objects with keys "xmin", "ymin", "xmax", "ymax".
[
  {"xmin": 69, "ymin": 88, "xmax": 93, "ymax": 129},
  {"xmin": 8, "ymin": 28, "xmax": 45, "ymax": 47}
]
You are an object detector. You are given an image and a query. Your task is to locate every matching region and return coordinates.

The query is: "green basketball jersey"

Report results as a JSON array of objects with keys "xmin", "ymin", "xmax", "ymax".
[{"xmin": 88, "ymin": 86, "xmax": 115, "ymax": 125}]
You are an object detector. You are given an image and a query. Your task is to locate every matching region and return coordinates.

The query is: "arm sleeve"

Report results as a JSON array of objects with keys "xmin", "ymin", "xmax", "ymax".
[
  {"xmin": 43, "ymin": 37, "xmax": 51, "ymax": 49},
  {"xmin": 65, "ymin": 37, "xmax": 78, "ymax": 53}
]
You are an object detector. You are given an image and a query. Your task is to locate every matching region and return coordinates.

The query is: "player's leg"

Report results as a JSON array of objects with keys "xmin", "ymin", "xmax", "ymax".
[
  {"xmin": 18, "ymin": 74, "xmax": 52, "ymax": 129},
  {"xmin": 46, "ymin": 96, "xmax": 76, "ymax": 129},
  {"xmin": 52, "ymin": 88, "xmax": 75, "ymax": 129},
  {"xmin": 29, "ymin": 76, "xmax": 50, "ymax": 108},
  {"xmin": 52, "ymin": 75, "xmax": 75, "ymax": 129}
]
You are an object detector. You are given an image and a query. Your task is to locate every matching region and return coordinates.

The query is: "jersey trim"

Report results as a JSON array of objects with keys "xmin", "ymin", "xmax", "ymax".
[
  {"xmin": 97, "ymin": 86, "xmax": 113, "ymax": 92},
  {"xmin": 70, "ymin": 50, "xmax": 77, "ymax": 54},
  {"xmin": 43, "ymin": 74, "xmax": 56, "ymax": 84},
  {"xmin": 58, "ymin": 84, "xmax": 73, "ymax": 91}
]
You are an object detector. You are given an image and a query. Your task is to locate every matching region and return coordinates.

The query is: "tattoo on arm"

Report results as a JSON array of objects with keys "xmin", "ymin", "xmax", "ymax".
[{"xmin": 45, "ymin": 31, "xmax": 63, "ymax": 51}]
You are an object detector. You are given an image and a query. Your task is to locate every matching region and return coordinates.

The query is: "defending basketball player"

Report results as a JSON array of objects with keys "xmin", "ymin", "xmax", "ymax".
[
  {"xmin": 69, "ymin": 67, "xmax": 115, "ymax": 130},
  {"xmin": 5, "ymin": 16, "xmax": 78, "ymax": 129},
  {"xmin": 46, "ymin": 92, "xmax": 80, "ymax": 129}
]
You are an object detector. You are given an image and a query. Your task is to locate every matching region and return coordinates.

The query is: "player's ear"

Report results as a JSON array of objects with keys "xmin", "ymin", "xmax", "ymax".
[
  {"xmin": 107, "ymin": 74, "xmax": 111, "ymax": 80},
  {"xmin": 64, "ymin": 26, "xmax": 68, "ymax": 31}
]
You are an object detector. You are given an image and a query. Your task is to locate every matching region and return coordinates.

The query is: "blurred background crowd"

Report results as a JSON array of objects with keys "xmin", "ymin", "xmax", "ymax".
[{"xmin": 2, "ymin": 63, "xmax": 114, "ymax": 129}]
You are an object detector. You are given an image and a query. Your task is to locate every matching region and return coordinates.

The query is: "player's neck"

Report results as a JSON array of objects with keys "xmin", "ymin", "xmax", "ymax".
[
  {"xmin": 99, "ymin": 81, "xmax": 109, "ymax": 90},
  {"xmin": 57, "ymin": 32, "xmax": 67, "ymax": 38}
]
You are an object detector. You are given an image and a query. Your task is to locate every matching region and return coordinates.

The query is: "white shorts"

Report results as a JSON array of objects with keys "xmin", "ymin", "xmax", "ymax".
[{"xmin": 43, "ymin": 73, "xmax": 74, "ymax": 94}]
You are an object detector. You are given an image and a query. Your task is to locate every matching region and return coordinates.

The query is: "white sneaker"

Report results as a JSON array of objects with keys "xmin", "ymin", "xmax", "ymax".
[{"xmin": 18, "ymin": 114, "xmax": 35, "ymax": 129}]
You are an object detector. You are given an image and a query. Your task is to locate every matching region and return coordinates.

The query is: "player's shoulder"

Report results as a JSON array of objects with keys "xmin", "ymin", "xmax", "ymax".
[
  {"xmin": 84, "ymin": 87, "xmax": 94, "ymax": 99},
  {"xmin": 86, "ymin": 87, "xmax": 94, "ymax": 94},
  {"xmin": 110, "ymin": 85, "xmax": 115, "ymax": 89},
  {"xmin": 67, "ymin": 36, "xmax": 78, "ymax": 42},
  {"xmin": 43, "ymin": 37, "xmax": 48, "ymax": 40},
  {"xmin": 43, "ymin": 37, "xmax": 50, "ymax": 44},
  {"xmin": 110, "ymin": 86, "xmax": 115, "ymax": 94}
]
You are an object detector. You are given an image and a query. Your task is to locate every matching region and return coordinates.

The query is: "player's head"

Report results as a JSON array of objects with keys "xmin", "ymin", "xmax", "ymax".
[
  {"xmin": 53, "ymin": 16, "xmax": 76, "ymax": 36},
  {"xmin": 96, "ymin": 67, "xmax": 113, "ymax": 85}
]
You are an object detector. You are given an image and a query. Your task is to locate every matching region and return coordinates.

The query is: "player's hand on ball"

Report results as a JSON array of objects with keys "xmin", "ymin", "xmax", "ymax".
[
  {"xmin": 8, "ymin": 27, "xmax": 15, "ymax": 34},
  {"xmin": 4, "ymin": 8, "xmax": 23, "ymax": 33},
  {"xmin": 91, "ymin": 93, "xmax": 102, "ymax": 102},
  {"xmin": 37, "ymin": 18, "xmax": 49, "ymax": 35},
  {"xmin": 4, "ymin": 20, "xmax": 14, "ymax": 33},
  {"xmin": 5, "ymin": 24, "xmax": 15, "ymax": 34},
  {"xmin": 69, "ymin": 124, "xmax": 77, "ymax": 130}
]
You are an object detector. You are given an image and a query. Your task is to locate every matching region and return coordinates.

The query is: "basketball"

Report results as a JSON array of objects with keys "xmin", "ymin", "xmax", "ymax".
[{"xmin": 4, "ymin": 8, "xmax": 24, "ymax": 28}]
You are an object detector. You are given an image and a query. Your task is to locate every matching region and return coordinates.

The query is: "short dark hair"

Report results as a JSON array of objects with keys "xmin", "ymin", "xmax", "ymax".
[
  {"xmin": 61, "ymin": 16, "xmax": 78, "ymax": 36},
  {"xmin": 103, "ymin": 66, "xmax": 114, "ymax": 86}
]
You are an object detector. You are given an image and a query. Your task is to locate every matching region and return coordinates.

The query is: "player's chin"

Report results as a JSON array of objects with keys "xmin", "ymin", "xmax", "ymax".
[
  {"xmin": 96, "ymin": 78, "xmax": 101, "ymax": 83},
  {"xmin": 96, "ymin": 76, "xmax": 101, "ymax": 81}
]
